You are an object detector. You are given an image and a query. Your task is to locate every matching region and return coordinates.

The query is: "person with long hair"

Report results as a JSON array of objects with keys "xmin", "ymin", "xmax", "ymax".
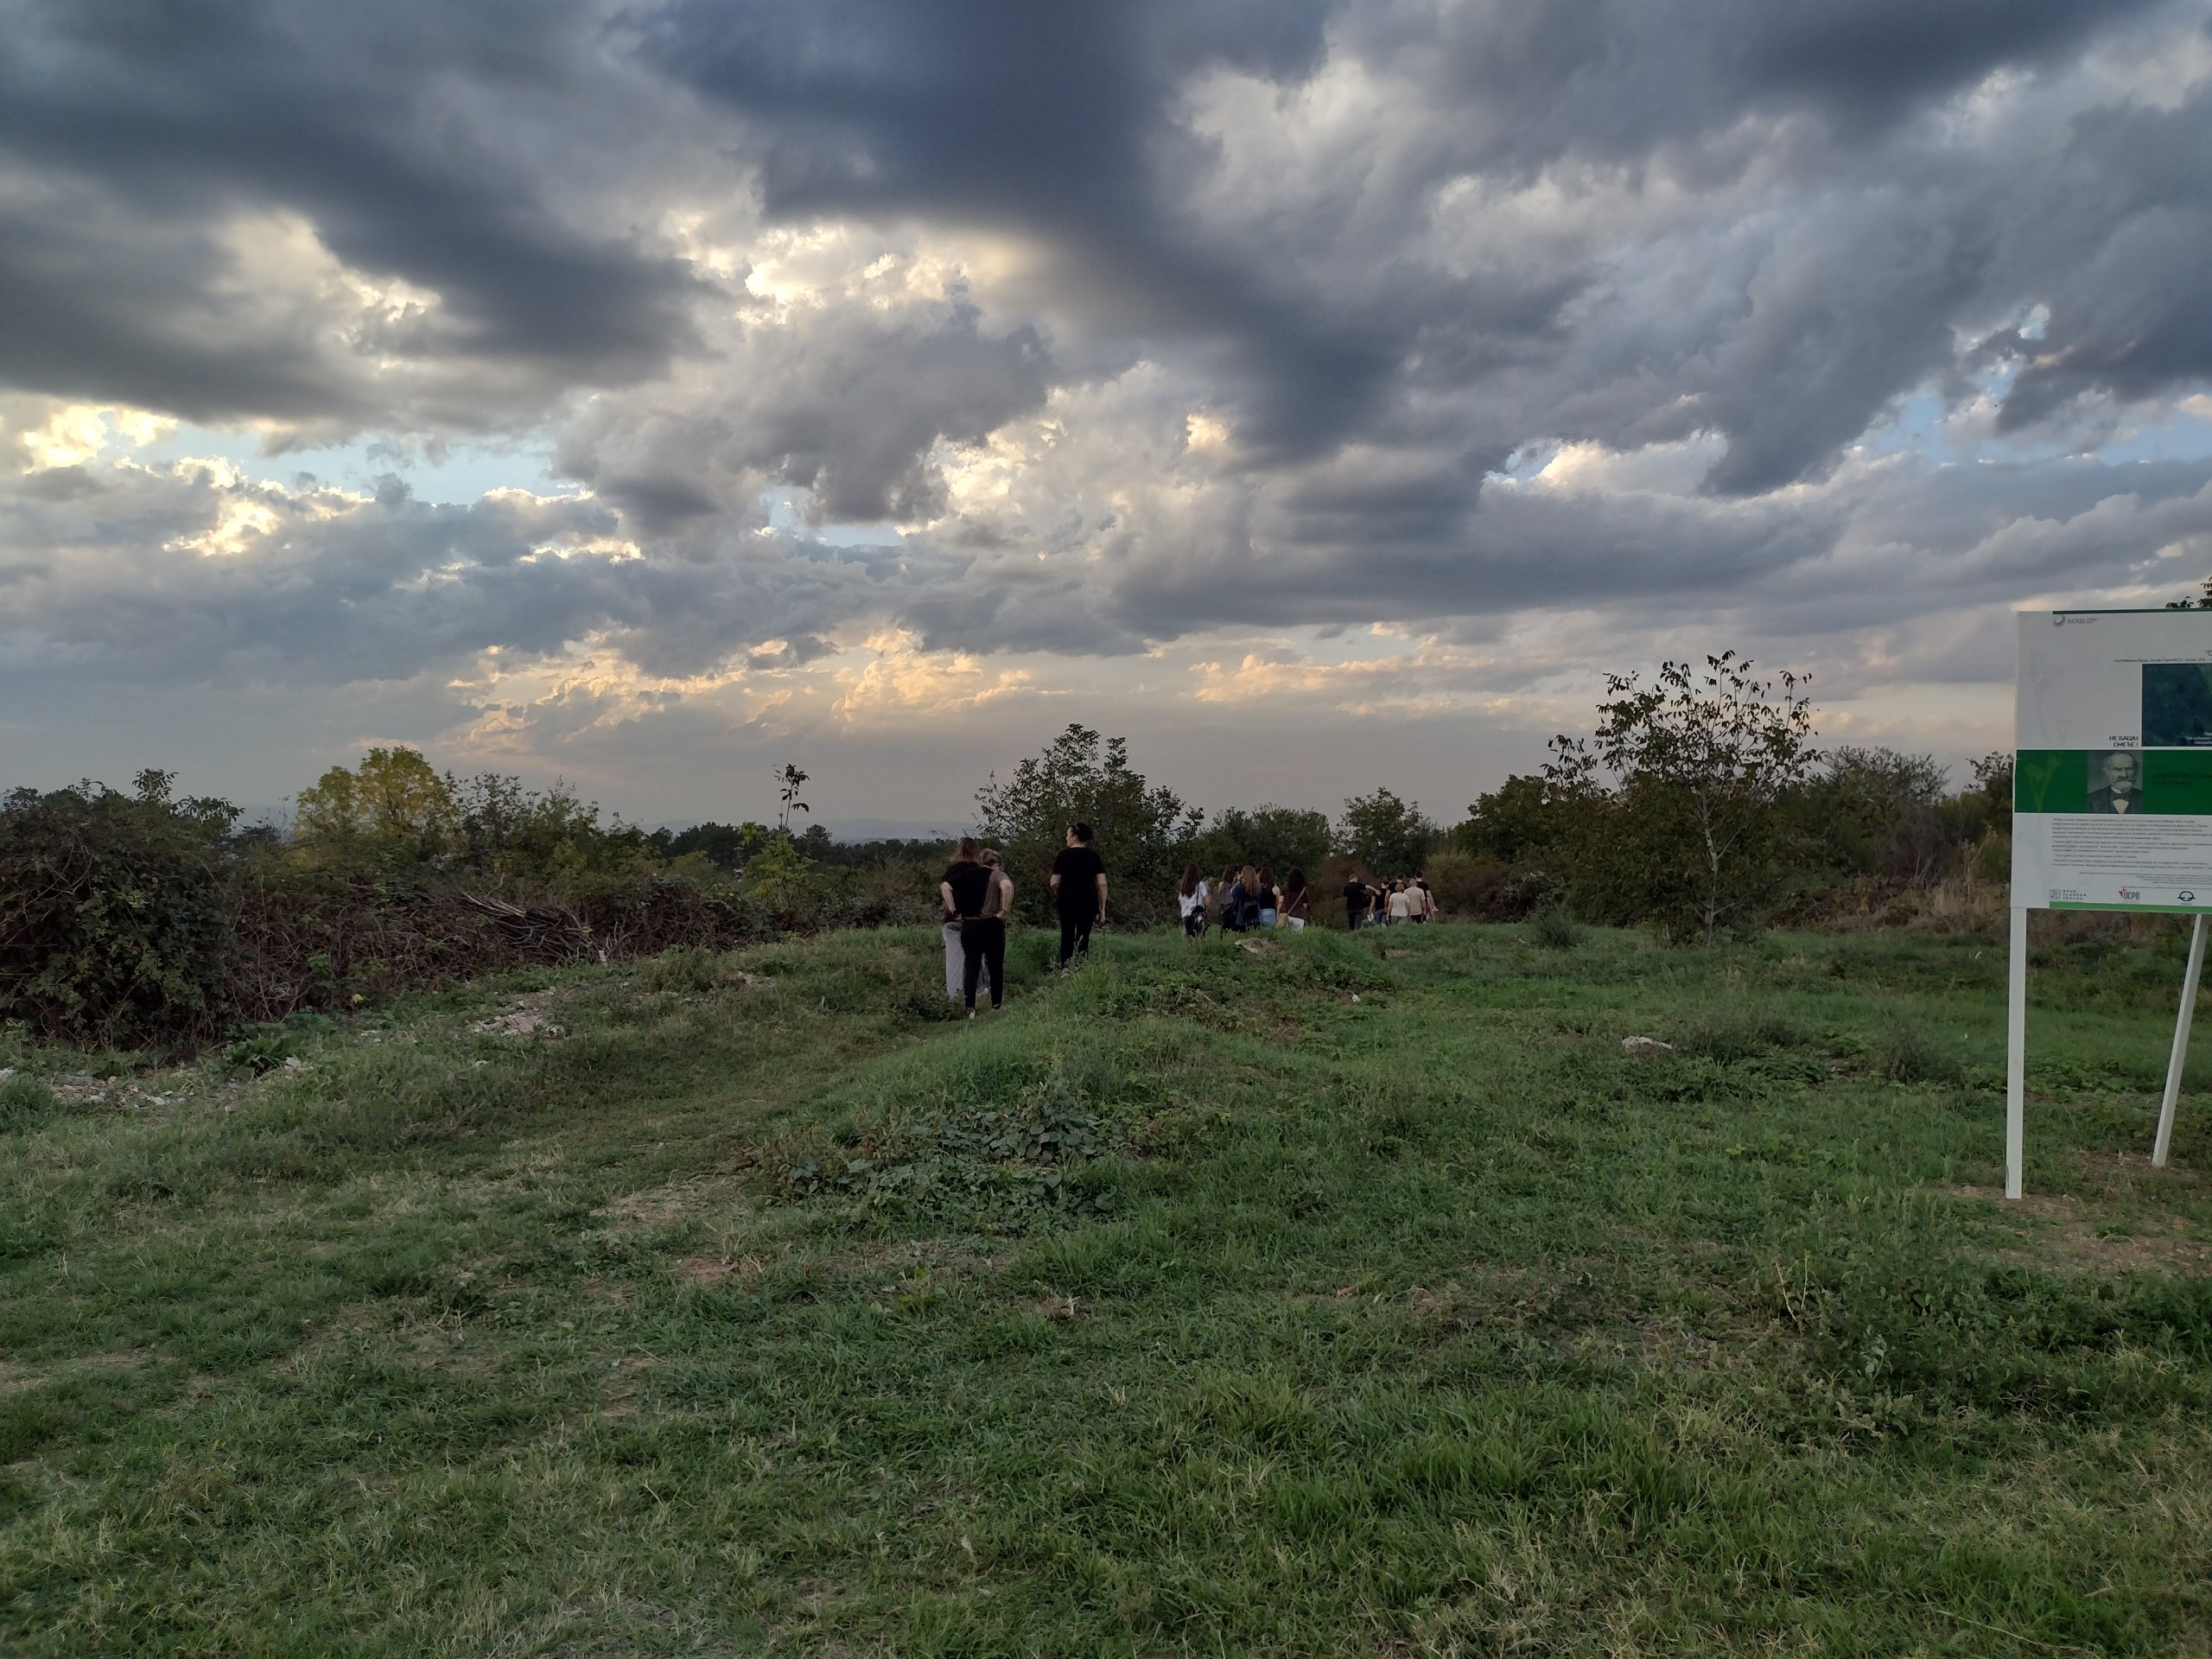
[
  {"xmin": 938, "ymin": 836, "xmax": 983, "ymax": 998},
  {"xmin": 1178, "ymin": 863, "xmax": 1210, "ymax": 938},
  {"xmin": 1216, "ymin": 864, "xmax": 1240, "ymax": 931},
  {"xmin": 960, "ymin": 849, "xmax": 1011, "ymax": 1015},
  {"xmin": 1255, "ymin": 864, "xmax": 1279, "ymax": 930},
  {"xmin": 1237, "ymin": 865, "xmax": 1263, "ymax": 931},
  {"xmin": 1280, "ymin": 869, "xmax": 1310, "ymax": 931}
]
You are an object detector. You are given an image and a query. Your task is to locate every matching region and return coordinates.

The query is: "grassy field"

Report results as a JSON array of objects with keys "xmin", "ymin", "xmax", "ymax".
[{"xmin": 3, "ymin": 920, "xmax": 2210, "ymax": 1656}]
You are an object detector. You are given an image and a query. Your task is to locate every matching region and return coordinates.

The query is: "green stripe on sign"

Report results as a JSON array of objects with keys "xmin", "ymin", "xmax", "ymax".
[
  {"xmin": 2144, "ymin": 748, "xmax": 2212, "ymax": 814},
  {"xmin": 2014, "ymin": 749, "xmax": 2087, "ymax": 812}
]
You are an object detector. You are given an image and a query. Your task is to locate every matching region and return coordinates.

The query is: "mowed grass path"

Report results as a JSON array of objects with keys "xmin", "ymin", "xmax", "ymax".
[{"xmin": 3, "ymin": 923, "xmax": 2211, "ymax": 1655}]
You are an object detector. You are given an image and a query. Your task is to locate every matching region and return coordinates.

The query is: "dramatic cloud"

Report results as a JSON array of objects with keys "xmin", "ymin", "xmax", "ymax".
[{"xmin": 3, "ymin": 0, "xmax": 2209, "ymax": 823}]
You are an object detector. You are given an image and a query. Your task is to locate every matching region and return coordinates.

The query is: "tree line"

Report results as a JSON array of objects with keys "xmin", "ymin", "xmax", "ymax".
[{"xmin": 1, "ymin": 654, "xmax": 2011, "ymax": 1048}]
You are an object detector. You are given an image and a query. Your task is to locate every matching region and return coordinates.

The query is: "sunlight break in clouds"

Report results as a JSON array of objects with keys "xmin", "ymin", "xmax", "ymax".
[{"xmin": 3, "ymin": 0, "xmax": 2211, "ymax": 824}]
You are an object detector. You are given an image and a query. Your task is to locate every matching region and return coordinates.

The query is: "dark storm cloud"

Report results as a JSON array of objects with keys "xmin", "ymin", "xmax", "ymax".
[
  {"xmin": 0, "ymin": 0, "xmax": 699, "ymax": 421},
  {"xmin": 3, "ymin": 0, "xmax": 2211, "ymax": 735}
]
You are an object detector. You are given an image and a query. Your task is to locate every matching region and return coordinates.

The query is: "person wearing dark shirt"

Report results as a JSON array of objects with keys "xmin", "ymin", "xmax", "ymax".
[
  {"xmin": 958, "ymin": 849, "xmax": 1012, "ymax": 1016},
  {"xmin": 1342, "ymin": 874, "xmax": 1373, "ymax": 930},
  {"xmin": 940, "ymin": 839, "xmax": 992, "ymax": 922},
  {"xmin": 1048, "ymin": 822, "xmax": 1108, "ymax": 968},
  {"xmin": 939, "ymin": 837, "xmax": 987, "ymax": 996}
]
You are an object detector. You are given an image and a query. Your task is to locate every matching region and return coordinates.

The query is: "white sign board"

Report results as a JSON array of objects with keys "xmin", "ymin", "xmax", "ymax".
[
  {"xmin": 2013, "ymin": 610, "xmax": 2212, "ymax": 911},
  {"xmin": 2009, "ymin": 609, "xmax": 2212, "ymax": 1198}
]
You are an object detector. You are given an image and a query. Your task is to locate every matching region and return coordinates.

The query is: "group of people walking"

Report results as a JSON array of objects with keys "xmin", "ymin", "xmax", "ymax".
[
  {"xmin": 940, "ymin": 826, "xmax": 1440, "ymax": 1014},
  {"xmin": 1341, "ymin": 873, "xmax": 1437, "ymax": 928},
  {"xmin": 1177, "ymin": 864, "xmax": 1313, "ymax": 936},
  {"xmin": 939, "ymin": 823, "xmax": 1109, "ymax": 1016}
]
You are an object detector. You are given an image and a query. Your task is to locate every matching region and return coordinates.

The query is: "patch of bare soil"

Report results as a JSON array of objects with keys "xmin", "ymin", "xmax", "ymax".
[
  {"xmin": 468, "ymin": 989, "xmax": 565, "ymax": 1038},
  {"xmin": 1950, "ymin": 1184, "xmax": 2212, "ymax": 1274}
]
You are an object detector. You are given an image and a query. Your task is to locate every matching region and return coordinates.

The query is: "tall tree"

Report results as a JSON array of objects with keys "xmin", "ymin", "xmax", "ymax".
[
  {"xmin": 1547, "ymin": 653, "xmax": 1815, "ymax": 945},
  {"xmin": 974, "ymin": 725, "xmax": 1198, "ymax": 924},
  {"xmin": 775, "ymin": 763, "xmax": 810, "ymax": 835},
  {"xmin": 291, "ymin": 747, "xmax": 456, "ymax": 866},
  {"xmin": 1338, "ymin": 788, "xmax": 1438, "ymax": 875}
]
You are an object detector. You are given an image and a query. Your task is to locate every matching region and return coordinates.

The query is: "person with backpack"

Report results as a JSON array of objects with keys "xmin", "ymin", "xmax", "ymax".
[
  {"xmin": 1178, "ymin": 864, "xmax": 1210, "ymax": 939},
  {"xmin": 1048, "ymin": 822, "xmax": 1108, "ymax": 968},
  {"xmin": 1218, "ymin": 868, "xmax": 1249, "ymax": 932}
]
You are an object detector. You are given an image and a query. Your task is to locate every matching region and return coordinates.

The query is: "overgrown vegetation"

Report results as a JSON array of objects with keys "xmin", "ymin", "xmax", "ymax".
[
  {"xmin": 3, "ymin": 924, "xmax": 2209, "ymax": 1654},
  {"xmin": 0, "ymin": 652, "xmax": 2038, "ymax": 1052}
]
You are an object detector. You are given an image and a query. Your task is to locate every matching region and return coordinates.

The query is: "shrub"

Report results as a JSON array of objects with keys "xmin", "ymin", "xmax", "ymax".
[
  {"xmin": 1529, "ymin": 906, "xmax": 1582, "ymax": 949},
  {"xmin": 0, "ymin": 775, "xmax": 238, "ymax": 1047},
  {"xmin": 1871, "ymin": 1020, "xmax": 1962, "ymax": 1086}
]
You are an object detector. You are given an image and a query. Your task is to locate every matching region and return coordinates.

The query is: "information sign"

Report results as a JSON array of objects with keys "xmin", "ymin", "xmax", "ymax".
[{"xmin": 2008, "ymin": 610, "xmax": 2212, "ymax": 1198}]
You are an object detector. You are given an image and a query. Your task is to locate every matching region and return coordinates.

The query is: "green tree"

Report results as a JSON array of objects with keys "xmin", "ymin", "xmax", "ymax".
[
  {"xmin": 292, "ymin": 747, "xmax": 457, "ymax": 866},
  {"xmin": 775, "ymin": 763, "xmax": 810, "ymax": 834},
  {"xmin": 1452, "ymin": 773, "xmax": 1575, "ymax": 864},
  {"xmin": 1547, "ymin": 652, "xmax": 1815, "ymax": 945},
  {"xmin": 1338, "ymin": 788, "xmax": 1437, "ymax": 875},
  {"xmin": 1190, "ymin": 804, "xmax": 1334, "ymax": 879},
  {"xmin": 1802, "ymin": 747, "xmax": 1948, "ymax": 884},
  {"xmin": 449, "ymin": 772, "xmax": 646, "ymax": 887},
  {"xmin": 975, "ymin": 725, "xmax": 1199, "ymax": 924}
]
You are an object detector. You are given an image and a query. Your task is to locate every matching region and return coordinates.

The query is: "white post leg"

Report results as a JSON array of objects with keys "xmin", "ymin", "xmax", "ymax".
[
  {"xmin": 2006, "ymin": 906, "xmax": 2029, "ymax": 1201},
  {"xmin": 2153, "ymin": 913, "xmax": 2209, "ymax": 1169}
]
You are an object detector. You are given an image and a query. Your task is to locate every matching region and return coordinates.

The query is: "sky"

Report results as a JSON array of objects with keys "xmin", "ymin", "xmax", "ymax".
[{"xmin": 4, "ymin": 0, "xmax": 2212, "ymax": 833}]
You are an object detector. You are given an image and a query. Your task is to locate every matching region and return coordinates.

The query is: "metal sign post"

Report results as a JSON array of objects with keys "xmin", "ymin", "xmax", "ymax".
[
  {"xmin": 2005, "ymin": 906, "xmax": 2028, "ymax": 1201},
  {"xmin": 2154, "ymin": 913, "xmax": 2210, "ymax": 1168}
]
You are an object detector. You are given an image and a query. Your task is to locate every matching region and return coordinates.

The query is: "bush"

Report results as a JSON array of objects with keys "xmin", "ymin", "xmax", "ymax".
[
  {"xmin": 1528, "ymin": 906, "xmax": 1582, "ymax": 949},
  {"xmin": 1871, "ymin": 1020, "xmax": 1962, "ymax": 1086},
  {"xmin": 0, "ymin": 775, "xmax": 238, "ymax": 1047}
]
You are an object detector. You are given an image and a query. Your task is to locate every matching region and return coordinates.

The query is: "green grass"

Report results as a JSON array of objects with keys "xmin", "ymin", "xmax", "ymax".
[{"xmin": 3, "ymin": 923, "xmax": 2212, "ymax": 1655}]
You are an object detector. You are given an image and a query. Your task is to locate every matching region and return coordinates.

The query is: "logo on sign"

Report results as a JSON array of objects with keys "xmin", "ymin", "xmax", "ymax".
[{"xmin": 2119, "ymin": 887, "xmax": 2143, "ymax": 901}]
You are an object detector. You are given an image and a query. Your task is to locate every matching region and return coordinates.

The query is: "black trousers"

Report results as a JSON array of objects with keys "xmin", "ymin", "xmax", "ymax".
[
  {"xmin": 1057, "ymin": 910, "xmax": 1096, "ymax": 966},
  {"xmin": 961, "ymin": 917, "xmax": 1006, "ymax": 1008}
]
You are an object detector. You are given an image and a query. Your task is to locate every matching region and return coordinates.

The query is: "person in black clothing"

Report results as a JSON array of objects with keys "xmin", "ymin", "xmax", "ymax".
[
  {"xmin": 960, "ymin": 849, "xmax": 1011, "ymax": 1014},
  {"xmin": 1048, "ymin": 822, "xmax": 1108, "ymax": 968},
  {"xmin": 940, "ymin": 838, "xmax": 1001, "ymax": 1017},
  {"xmin": 1342, "ymin": 873, "xmax": 1375, "ymax": 930}
]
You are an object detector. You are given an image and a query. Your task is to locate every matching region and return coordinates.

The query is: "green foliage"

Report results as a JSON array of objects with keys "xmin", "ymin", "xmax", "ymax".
[
  {"xmin": 1452, "ymin": 772, "xmax": 1576, "ymax": 864},
  {"xmin": 0, "ymin": 774, "xmax": 239, "ymax": 1046},
  {"xmin": 1337, "ymin": 786, "xmax": 1437, "ymax": 875},
  {"xmin": 974, "ymin": 724, "xmax": 1200, "ymax": 923},
  {"xmin": 291, "ymin": 747, "xmax": 456, "ymax": 866},
  {"xmin": 780, "ymin": 1067, "xmax": 1122, "ymax": 1232},
  {"xmin": 1190, "ymin": 804, "xmax": 1334, "ymax": 880},
  {"xmin": 1548, "ymin": 652, "xmax": 1817, "ymax": 944},
  {"xmin": 0, "ymin": 1073, "xmax": 59, "ymax": 1131},
  {"xmin": 1527, "ymin": 904, "xmax": 1581, "ymax": 949},
  {"xmin": 740, "ymin": 833, "xmax": 822, "ymax": 925},
  {"xmin": 447, "ymin": 771, "xmax": 650, "ymax": 887}
]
